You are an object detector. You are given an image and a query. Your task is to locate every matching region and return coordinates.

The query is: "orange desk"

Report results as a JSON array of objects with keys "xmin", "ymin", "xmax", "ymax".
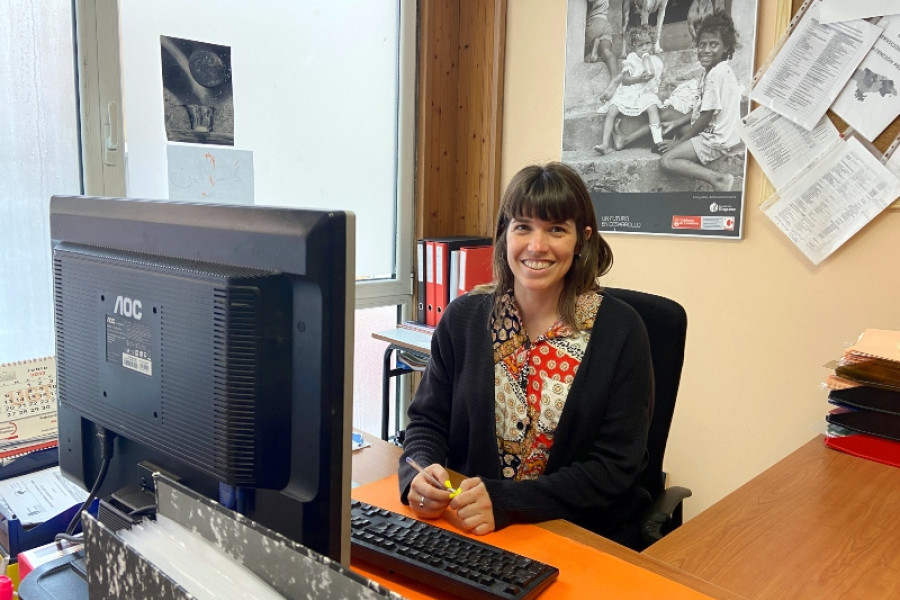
[
  {"xmin": 351, "ymin": 432, "xmax": 745, "ymax": 600},
  {"xmin": 644, "ymin": 436, "xmax": 900, "ymax": 600}
]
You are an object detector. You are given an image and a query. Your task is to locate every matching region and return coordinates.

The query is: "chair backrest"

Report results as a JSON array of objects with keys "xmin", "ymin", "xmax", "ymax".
[{"xmin": 604, "ymin": 288, "xmax": 687, "ymax": 499}]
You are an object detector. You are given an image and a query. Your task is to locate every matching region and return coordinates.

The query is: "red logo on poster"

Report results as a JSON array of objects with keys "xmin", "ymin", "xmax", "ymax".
[
  {"xmin": 724, "ymin": 218, "xmax": 735, "ymax": 230},
  {"xmin": 671, "ymin": 216, "xmax": 701, "ymax": 229}
]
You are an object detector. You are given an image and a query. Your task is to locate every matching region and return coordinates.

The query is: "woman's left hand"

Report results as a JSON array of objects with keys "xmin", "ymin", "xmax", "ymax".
[
  {"xmin": 409, "ymin": 464, "xmax": 453, "ymax": 519},
  {"xmin": 449, "ymin": 477, "xmax": 496, "ymax": 535}
]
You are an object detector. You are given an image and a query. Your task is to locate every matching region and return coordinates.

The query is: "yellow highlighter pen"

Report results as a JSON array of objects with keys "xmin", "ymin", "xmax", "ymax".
[{"xmin": 405, "ymin": 456, "xmax": 461, "ymax": 499}]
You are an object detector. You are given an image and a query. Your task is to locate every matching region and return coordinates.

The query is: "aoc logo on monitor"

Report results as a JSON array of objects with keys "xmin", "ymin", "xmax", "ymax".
[{"xmin": 113, "ymin": 295, "xmax": 143, "ymax": 320}]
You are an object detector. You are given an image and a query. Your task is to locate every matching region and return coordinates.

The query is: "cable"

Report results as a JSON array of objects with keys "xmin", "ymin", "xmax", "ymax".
[
  {"xmin": 63, "ymin": 426, "xmax": 115, "ymax": 536},
  {"xmin": 127, "ymin": 505, "xmax": 157, "ymax": 518},
  {"xmin": 53, "ymin": 532, "xmax": 83, "ymax": 545}
]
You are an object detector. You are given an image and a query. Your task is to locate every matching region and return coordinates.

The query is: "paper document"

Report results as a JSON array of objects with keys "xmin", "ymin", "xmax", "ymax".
[
  {"xmin": 831, "ymin": 15, "xmax": 900, "ymax": 142},
  {"xmin": 845, "ymin": 329, "xmax": 900, "ymax": 364},
  {"xmin": 738, "ymin": 106, "xmax": 840, "ymax": 189},
  {"xmin": 351, "ymin": 432, "xmax": 370, "ymax": 452},
  {"xmin": 761, "ymin": 136, "xmax": 900, "ymax": 265},
  {"xmin": 0, "ymin": 466, "xmax": 89, "ymax": 527},
  {"xmin": 752, "ymin": 0, "xmax": 882, "ymax": 130},
  {"xmin": 818, "ymin": 0, "xmax": 900, "ymax": 24}
]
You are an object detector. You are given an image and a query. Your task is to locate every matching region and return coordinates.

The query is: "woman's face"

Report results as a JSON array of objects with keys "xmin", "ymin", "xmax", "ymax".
[
  {"xmin": 505, "ymin": 215, "xmax": 588, "ymax": 300},
  {"xmin": 697, "ymin": 30, "xmax": 727, "ymax": 71}
]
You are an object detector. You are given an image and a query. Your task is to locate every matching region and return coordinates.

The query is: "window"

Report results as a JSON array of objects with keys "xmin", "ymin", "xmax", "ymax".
[
  {"xmin": 78, "ymin": 0, "xmax": 414, "ymax": 300},
  {"xmin": 0, "ymin": 2, "xmax": 82, "ymax": 364},
  {"xmin": 5, "ymin": 1, "xmax": 416, "ymax": 436}
]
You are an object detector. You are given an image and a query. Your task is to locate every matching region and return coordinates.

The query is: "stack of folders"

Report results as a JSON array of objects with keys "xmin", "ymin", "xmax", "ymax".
[
  {"xmin": 824, "ymin": 329, "xmax": 900, "ymax": 467},
  {"xmin": 416, "ymin": 236, "xmax": 493, "ymax": 326},
  {"xmin": 75, "ymin": 474, "xmax": 401, "ymax": 600}
]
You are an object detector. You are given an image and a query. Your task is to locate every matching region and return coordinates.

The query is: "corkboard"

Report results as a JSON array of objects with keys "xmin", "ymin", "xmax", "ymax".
[{"xmin": 758, "ymin": 0, "xmax": 900, "ymax": 207}]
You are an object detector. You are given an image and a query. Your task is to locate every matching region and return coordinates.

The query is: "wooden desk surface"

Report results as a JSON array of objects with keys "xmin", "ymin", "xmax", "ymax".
[
  {"xmin": 644, "ymin": 435, "xmax": 900, "ymax": 600},
  {"xmin": 351, "ymin": 431, "xmax": 747, "ymax": 600}
]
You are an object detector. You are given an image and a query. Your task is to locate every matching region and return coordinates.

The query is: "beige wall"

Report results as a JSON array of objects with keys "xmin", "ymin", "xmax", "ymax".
[{"xmin": 501, "ymin": 0, "xmax": 900, "ymax": 519}]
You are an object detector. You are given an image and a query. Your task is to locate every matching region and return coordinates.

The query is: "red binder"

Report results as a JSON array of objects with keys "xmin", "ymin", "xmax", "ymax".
[
  {"xmin": 457, "ymin": 245, "xmax": 493, "ymax": 296},
  {"xmin": 433, "ymin": 240, "xmax": 449, "ymax": 324},
  {"xmin": 825, "ymin": 433, "xmax": 900, "ymax": 468},
  {"xmin": 425, "ymin": 240, "xmax": 437, "ymax": 326},
  {"xmin": 429, "ymin": 237, "xmax": 491, "ymax": 325}
]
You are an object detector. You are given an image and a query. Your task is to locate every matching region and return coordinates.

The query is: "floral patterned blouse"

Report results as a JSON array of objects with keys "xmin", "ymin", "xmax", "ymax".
[{"xmin": 493, "ymin": 290, "xmax": 601, "ymax": 480}]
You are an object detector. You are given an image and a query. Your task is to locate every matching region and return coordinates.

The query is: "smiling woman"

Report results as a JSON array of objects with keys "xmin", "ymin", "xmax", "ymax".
[{"xmin": 397, "ymin": 162, "xmax": 656, "ymax": 551}]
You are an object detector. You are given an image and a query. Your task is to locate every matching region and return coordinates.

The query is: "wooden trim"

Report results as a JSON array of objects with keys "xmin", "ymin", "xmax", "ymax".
[
  {"xmin": 486, "ymin": 0, "xmax": 507, "ymax": 238},
  {"xmin": 415, "ymin": 0, "xmax": 507, "ymax": 241}
]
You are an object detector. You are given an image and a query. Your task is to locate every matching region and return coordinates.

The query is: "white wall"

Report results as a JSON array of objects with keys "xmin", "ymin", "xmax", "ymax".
[{"xmin": 502, "ymin": 0, "xmax": 900, "ymax": 519}]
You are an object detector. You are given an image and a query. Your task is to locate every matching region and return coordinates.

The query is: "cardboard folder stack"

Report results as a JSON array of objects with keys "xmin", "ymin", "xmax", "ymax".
[{"xmin": 824, "ymin": 329, "xmax": 900, "ymax": 467}]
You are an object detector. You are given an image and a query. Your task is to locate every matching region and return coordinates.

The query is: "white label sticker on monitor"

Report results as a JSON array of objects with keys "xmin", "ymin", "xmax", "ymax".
[{"xmin": 106, "ymin": 314, "xmax": 154, "ymax": 376}]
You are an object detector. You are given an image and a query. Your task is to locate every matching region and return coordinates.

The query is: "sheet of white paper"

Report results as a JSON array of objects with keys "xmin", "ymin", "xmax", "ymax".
[
  {"xmin": 0, "ymin": 466, "xmax": 89, "ymax": 526},
  {"xmin": 819, "ymin": 0, "xmax": 900, "ymax": 24},
  {"xmin": 167, "ymin": 145, "xmax": 254, "ymax": 205},
  {"xmin": 738, "ymin": 106, "xmax": 840, "ymax": 189},
  {"xmin": 751, "ymin": 1, "xmax": 883, "ymax": 130},
  {"xmin": 831, "ymin": 15, "xmax": 900, "ymax": 141},
  {"xmin": 761, "ymin": 136, "xmax": 900, "ymax": 265}
]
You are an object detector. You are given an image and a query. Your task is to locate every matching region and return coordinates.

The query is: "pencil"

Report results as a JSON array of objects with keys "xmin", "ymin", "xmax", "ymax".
[{"xmin": 405, "ymin": 456, "xmax": 460, "ymax": 498}]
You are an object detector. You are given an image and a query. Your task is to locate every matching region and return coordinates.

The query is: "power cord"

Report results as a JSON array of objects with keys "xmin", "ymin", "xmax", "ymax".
[{"xmin": 61, "ymin": 426, "xmax": 115, "ymax": 537}]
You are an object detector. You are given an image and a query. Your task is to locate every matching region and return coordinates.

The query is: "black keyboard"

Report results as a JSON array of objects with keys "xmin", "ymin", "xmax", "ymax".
[{"xmin": 350, "ymin": 499, "xmax": 559, "ymax": 600}]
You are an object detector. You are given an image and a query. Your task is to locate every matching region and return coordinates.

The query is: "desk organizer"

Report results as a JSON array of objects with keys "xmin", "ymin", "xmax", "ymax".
[{"xmin": 83, "ymin": 475, "xmax": 402, "ymax": 600}]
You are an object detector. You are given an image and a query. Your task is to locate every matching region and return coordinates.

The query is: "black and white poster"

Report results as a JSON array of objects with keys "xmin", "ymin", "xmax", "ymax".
[
  {"xmin": 562, "ymin": 1, "xmax": 758, "ymax": 238},
  {"xmin": 161, "ymin": 36, "xmax": 234, "ymax": 146}
]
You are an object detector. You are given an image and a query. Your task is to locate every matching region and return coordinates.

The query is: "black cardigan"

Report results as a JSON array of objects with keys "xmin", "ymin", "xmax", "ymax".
[{"xmin": 399, "ymin": 290, "xmax": 654, "ymax": 543}]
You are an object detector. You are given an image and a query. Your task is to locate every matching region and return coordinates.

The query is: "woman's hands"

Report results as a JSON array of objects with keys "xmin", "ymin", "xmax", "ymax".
[
  {"xmin": 450, "ymin": 477, "xmax": 496, "ymax": 535},
  {"xmin": 408, "ymin": 463, "xmax": 453, "ymax": 519},
  {"xmin": 408, "ymin": 466, "xmax": 496, "ymax": 535}
]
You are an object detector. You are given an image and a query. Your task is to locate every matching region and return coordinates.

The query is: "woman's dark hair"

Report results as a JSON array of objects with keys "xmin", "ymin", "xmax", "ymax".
[
  {"xmin": 481, "ymin": 162, "xmax": 612, "ymax": 328},
  {"xmin": 696, "ymin": 10, "xmax": 738, "ymax": 61}
]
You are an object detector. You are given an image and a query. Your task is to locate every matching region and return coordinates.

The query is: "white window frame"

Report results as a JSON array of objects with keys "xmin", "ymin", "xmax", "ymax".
[{"xmin": 74, "ymin": 0, "xmax": 415, "ymax": 310}]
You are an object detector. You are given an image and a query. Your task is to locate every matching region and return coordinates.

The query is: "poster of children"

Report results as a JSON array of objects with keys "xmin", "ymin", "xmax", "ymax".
[{"xmin": 562, "ymin": 0, "xmax": 759, "ymax": 238}]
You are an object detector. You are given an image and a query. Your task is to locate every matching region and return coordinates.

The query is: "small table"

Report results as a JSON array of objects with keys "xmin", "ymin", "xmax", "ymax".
[{"xmin": 370, "ymin": 327, "xmax": 432, "ymax": 441}]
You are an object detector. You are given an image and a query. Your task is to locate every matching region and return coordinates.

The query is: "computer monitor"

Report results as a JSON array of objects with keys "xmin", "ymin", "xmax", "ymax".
[{"xmin": 49, "ymin": 195, "xmax": 355, "ymax": 564}]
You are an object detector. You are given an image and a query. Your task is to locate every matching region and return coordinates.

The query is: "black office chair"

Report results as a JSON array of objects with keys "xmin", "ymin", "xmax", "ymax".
[{"xmin": 605, "ymin": 287, "xmax": 691, "ymax": 548}]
